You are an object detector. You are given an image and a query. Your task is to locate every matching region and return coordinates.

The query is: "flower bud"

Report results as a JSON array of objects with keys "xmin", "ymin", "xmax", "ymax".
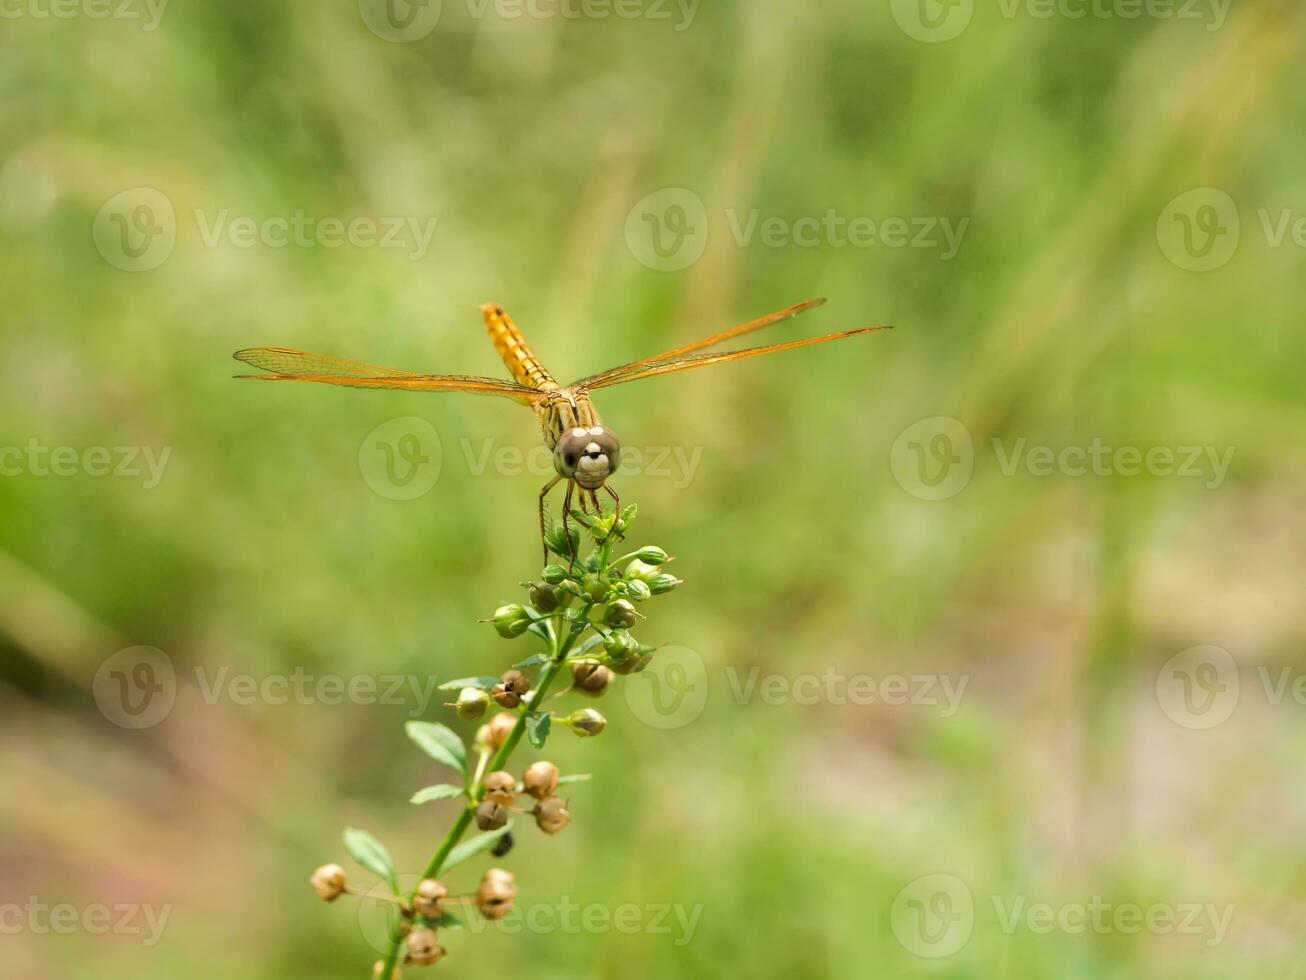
[
  {"xmin": 311, "ymin": 864, "xmax": 347, "ymax": 901},
  {"xmin": 636, "ymin": 545, "xmax": 668, "ymax": 565},
  {"xmin": 452, "ymin": 686, "xmax": 489, "ymax": 719},
  {"xmin": 483, "ymin": 770, "xmax": 517, "ymax": 806},
  {"xmin": 647, "ymin": 574, "xmax": 683, "ymax": 595},
  {"xmin": 475, "ymin": 799, "xmax": 509, "ymax": 831},
  {"xmin": 529, "ymin": 582, "xmax": 560, "ymax": 613},
  {"xmin": 534, "ymin": 796, "xmax": 571, "ymax": 835},
  {"xmin": 476, "ymin": 868, "xmax": 517, "ymax": 920},
  {"xmin": 491, "ymin": 603, "xmax": 531, "ymax": 638},
  {"xmin": 486, "ymin": 711, "xmax": 517, "ymax": 750},
  {"xmin": 491, "ymin": 684, "xmax": 520, "ymax": 709},
  {"xmin": 623, "ymin": 559, "xmax": 659, "ymax": 582},
  {"xmin": 545, "ymin": 522, "xmax": 580, "ymax": 559},
  {"xmin": 625, "ymin": 579, "xmax": 652, "ymax": 602},
  {"xmin": 522, "ymin": 760, "xmax": 560, "ymax": 800},
  {"xmin": 603, "ymin": 629, "xmax": 637, "ymax": 663},
  {"xmin": 491, "ymin": 831, "xmax": 515, "ymax": 857},
  {"xmin": 610, "ymin": 652, "xmax": 653, "ymax": 675},
  {"xmin": 571, "ymin": 661, "xmax": 612, "ymax": 696},
  {"xmin": 582, "ymin": 575, "xmax": 609, "ymax": 603},
  {"xmin": 405, "ymin": 927, "xmax": 444, "ymax": 966},
  {"xmin": 563, "ymin": 707, "xmax": 607, "ymax": 737},
  {"xmin": 413, "ymin": 879, "xmax": 448, "ymax": 919},
  {"xmin": 604, "ymin": 599, "xmax": 638, "ymax": 628},
  {"xmin": 542, "ymin": 564, "xmax": 570, "ymax": 585}
]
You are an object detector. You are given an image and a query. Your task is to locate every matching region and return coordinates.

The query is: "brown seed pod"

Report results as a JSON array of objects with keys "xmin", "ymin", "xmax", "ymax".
[
  {"xmin": 475, "ymin": 799, "xmax": 509, "ymax": 831},
  {"xmin": 476, "ymin": 868, "xmax": 517, "ymax": 920},
  {"xmin": 501, "ymin": 669, "xmax": 531, "ymax": 696},
  {"xmin": 534, "ymin": 796, "xmax": 572, "ymax": 835},
  {"xmin": 405, "ymin": 927, "xmax": 445, "ymax": 966},
  {"xmin": 487, "ymin": 711, "xmax": 517, "ymax": 749},
  {"xmin": 491, "ymin": 683, "xmax": 521, "ymax": 709},
  {"xmin": 483, "ymin": 770, "xmax": 517, "ymax": 806},
  {"xmin": 311, "ymin": 863, "xmax": 347, "ymax": 901},
  {"xmin": 571, "ymin": 661, "xmax": 612, "ymax": 695},
  {"xmin": 413, "ymin": 879, "xmax": 448, "ymax": 919},
  {"xmin": 522, "ymin": 760, "xmax": 560, "ymax": 800}
]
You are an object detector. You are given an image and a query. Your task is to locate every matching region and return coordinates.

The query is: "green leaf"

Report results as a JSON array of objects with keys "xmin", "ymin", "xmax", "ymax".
[
  {"xmin": 557, "ymin": 773, "xmax": 592, "ymax": 786},
  {"xmin": 343, "ymin": 827, "xmax": 396, "ymax": 882},
  {"xmin": 438, "ymin": 910, "xmax": 464, "ymax": 930},
  {"xmin": 514, "ymin": 653, "xmax": 550, "ymax": 669},
  {"xmin": 405, "ymin": 721, "xmax": 467, "ymax": 775},
  {"xmin": 437, "ymin": 676, "xmax": 499, "ymax": 692},
  {"xmin": 410, "ymin": 783, "xmax": 466, "ymax": 805},
  {"xmin": 442, "ymin": 822, "xmax": 514, "ymax": 874},
  {"xmin": 526, "ymin": 711, "xmax": 551, "ymax": 749}
]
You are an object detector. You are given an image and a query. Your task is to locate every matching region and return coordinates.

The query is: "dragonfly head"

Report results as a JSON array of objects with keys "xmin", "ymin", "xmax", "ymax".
[{"xmin": 554, "ymin": 425, "xmax": 621, "ymax": 490}]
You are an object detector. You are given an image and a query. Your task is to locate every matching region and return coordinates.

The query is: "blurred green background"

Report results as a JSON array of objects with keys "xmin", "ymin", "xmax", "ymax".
[{"xmin": 2, "ymin": 0, "xmax": 1305, "ymax": 977}]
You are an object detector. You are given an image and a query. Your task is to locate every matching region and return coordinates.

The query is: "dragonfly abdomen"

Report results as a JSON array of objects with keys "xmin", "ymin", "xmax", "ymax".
[{"xmin": 482, "ymin": 304, "xmax": 557, "ymax": 391}]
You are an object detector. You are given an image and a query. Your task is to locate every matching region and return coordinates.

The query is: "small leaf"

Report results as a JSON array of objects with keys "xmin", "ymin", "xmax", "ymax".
[
  {"xmin": 526, "ymin": 712, "xmax": 551, "ymax": 749},
  {"xmin": 406, "ymin": 721, "xmax": 467, "ymax": 775},
  {"xmin": 514, "ymin": 653, "xmax": 550, "ymax": 669},
  {"xmin": 437, "ymin": 676, "xmax": 499, "ymax": 692},
  {"xmin": 411, "ymin": 783, "xmax": 466, "ymax": 805},
  {"xmin": 557, "ymin": 773, "xmax": 592, "ymax": 786},
  {"xmin": 438, "ymin": 910, "xmax": 464, "ymax": 930},
  {"xmin": 343, "ymin": 827, "xmax": 395, "ymax": 882},
  {"xmin": 442, "ymin": 822, "xmax": 514, "ymax": 874}
]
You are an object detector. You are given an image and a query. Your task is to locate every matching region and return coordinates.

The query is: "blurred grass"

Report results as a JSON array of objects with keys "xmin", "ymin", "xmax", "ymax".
[{"xmin": 2, "ymin": 1, "xmax": 1306, "ymax": 977}]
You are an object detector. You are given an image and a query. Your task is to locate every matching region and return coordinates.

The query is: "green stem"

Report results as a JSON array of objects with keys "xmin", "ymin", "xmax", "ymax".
[{"xmin": 374, "ymin": 534, "xmax": 613, "ymax": 979}]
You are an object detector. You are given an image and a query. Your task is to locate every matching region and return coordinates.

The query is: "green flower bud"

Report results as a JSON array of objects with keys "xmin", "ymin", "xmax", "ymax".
[
  {"xmin": 626, "ymin": 579, "xmax": 652, "ymax": 602},
  {"xmin": 604, "ymin": 599, "xmax": 638, "ymax": 628},
  {"xmin": 647, "ymin": 574, "xmax": 683, "ymax": 595},
  {"xmin": 602, "ymin": 629, "xmax": 637, "ymax": 663},
  {"xmin": 492, "ymin": 603, "xmax": 530, "ymax": 638},
  {"xmin": 563, "ymin": 707, "xmax": 607, "ymax": 737},
  {"xmin": 623, "ymin": 559, "xmax": 659, "ymax": 583},
  {"xmin": 636, "ymin": 546, "xmax": 668, "ymax": 565},
  {"xmin": 582, "ymin": 575, "xmax": 609, "ymax": 603},
  {"xmin": 610, "ymin": 650, "xmax": 654, "ymax": 675},
  {"xmin": 529, "ymin": 582, "xmax": 560, "ymax": 613},
  {"xmin": 545, "ymin": 522, "xmax": 580, "ymax": 559},
  {"xmin": 455, "ymin": 687, "xmax": 490, "ymax": 719},
  {"xmin": 542, "ymin": 564, "xmax": 569, "ymax": 585}
]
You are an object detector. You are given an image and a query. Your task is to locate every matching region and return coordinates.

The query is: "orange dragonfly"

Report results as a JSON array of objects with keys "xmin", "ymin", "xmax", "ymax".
[{"xmin": 234, "ymin": 299, "xmax": 890, "ymax": 556}]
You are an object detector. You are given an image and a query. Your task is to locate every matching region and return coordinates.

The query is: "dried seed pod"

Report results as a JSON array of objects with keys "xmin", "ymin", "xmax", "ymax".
[
  {"xmin": 571, "ymin": 661, "xmax": 612, "ymax": 696},
  {"xmin": 501, "ymin": 669, "xmax": 531, "ymax": 697},
  {"xmin": 487, "ymin": 711, "xmax": 517, "ymax": 749},
  {"xmin": 491, "ymin": 683, "xmax": 520, "ymax": 709},
  {"xmin": 476, "ymin": 868, "xmax": 517, "ymax": 920},
  {"xmin": 405, "ymin": 927, "xmax": 444, "ymax": 966},
  {"xmin": 483, "ymin": 770, "xmax": 517, "ymax": 806},
  {"xmin": 522, "ymin": 760, "xmax": 560, "ymax": 800},
  {"xmin": 475, "ymin": 799, "xmax": 509, "ymax": 831},
  {"xmin": 491, "ymin": 831, "xmax": 515, "ymax": 858},
  {"xmin": 311, "ymin": 864, "xmax": 347, "ymax": 901},
  {"xmin": 534, "ymin": 796, "xmax": 572, "ymax": 835},
  {"xmin": 413, "ymin": 879, "xmax": 448, "ymax": 919}
]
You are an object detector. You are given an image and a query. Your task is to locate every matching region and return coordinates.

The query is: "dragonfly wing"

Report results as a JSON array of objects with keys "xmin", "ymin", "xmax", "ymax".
[
  {"xmin": 233, "ymin": 347, "xmax": 540, "ymax": 402},
  {"xmin": 576, "ymin": 327, "xmax": 892, "ymax": 392},
  {"xmin": 569, "ymin": 299, "xmax": 827, "ymax": 389}
]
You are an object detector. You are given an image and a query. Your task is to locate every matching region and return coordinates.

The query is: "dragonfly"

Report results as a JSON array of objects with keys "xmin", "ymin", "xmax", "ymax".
[{"xmin": 233, "ymin": 299, "xmax": 890, "ymax": 559}]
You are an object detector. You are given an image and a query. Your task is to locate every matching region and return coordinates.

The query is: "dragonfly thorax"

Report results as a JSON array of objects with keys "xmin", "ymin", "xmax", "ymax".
[{"xmin": 553, "ymin": 425, "xmax": 621, "ymax": 489}]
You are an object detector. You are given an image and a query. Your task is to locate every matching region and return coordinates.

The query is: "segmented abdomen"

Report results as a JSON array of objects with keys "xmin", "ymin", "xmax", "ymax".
[{"xmin": 481, "ymin": 304, "xmax": 556, "ymax": 390}]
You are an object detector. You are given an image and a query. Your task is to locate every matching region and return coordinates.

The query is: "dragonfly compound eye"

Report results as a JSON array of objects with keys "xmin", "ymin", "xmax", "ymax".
[{"xmin": 554, "ymin": 426, "xmax": 620, "ymax": 488}]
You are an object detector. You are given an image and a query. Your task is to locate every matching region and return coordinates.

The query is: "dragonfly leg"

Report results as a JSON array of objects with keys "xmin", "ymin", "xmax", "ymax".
[
  {"xmin": 538, "ymin": 475, "xmax": 561, "ymax": 566},
  {"xmin": 561, "ymin": 481, "xmax": 576, "ymax": 571},
  {"xmin": 590, "ymin": 489, "xmax": 604, "ymax": 518}
]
